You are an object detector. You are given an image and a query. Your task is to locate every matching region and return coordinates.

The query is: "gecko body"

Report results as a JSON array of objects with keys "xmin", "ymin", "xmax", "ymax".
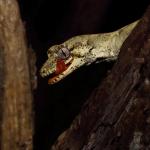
[{"xmin": 40, "ymin": 20, "xmax": 139, "ymax": 84}]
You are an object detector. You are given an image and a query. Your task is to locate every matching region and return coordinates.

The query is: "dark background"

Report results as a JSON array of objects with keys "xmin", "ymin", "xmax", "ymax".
[{"xmin": 17, "ymin": 0, "xmax": 149, "ymax": 149}]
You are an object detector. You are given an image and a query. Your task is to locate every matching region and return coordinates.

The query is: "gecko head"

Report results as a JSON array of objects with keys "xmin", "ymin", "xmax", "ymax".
[{"xmin": 40, "ymin": 42, "xmax": 94, "ymax": 84}]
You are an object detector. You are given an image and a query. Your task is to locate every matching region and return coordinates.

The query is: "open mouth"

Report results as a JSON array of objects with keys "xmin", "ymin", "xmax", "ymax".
[{"xmin": 48, "ymin": 57, "xmax": 73, "ymax": 84}]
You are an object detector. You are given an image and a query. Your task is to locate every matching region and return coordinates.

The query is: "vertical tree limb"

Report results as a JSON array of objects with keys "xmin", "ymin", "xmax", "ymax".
[{"xmin": 0, "ymin": 0, "xmax": 34, "ymax": 149}]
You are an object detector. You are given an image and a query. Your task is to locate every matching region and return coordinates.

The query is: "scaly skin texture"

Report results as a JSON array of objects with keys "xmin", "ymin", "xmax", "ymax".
[{"xmin": 40, "ymin": 20, "xmax": 139, "ymax": 84}]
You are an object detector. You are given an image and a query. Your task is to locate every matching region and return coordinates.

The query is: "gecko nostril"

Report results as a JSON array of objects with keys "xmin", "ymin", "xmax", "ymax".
[{"xmin": 41, "ymin": 69, "xmax": 46, "ymax": 74}]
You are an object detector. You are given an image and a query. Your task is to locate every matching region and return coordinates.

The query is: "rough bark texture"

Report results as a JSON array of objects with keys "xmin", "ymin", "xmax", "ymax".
[
  {"xmin": 52, "ymin": 5, "xmax": 150, "ymax": 150},
  {"xmin": 0, "ymin": 0, "xmax": 34, "ymax": 149}
]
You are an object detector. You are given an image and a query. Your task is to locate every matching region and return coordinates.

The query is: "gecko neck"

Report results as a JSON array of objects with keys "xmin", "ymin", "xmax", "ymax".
[{"xmin": 90, "ymin": 20, "xmax": 139, "ymax": 61}]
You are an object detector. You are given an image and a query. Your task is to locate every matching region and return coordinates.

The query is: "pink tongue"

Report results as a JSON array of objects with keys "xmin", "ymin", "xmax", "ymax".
[
  {"xmin": 48, "ymin": 59, "xmax": 69, "ymax": 84},
  {"xmin": 55, "ymin": 59, "xmax": 67, "ymax": 75}
]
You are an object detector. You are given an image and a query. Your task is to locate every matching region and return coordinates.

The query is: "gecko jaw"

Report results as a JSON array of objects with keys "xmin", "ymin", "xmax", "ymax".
[
  {"xmin": 48, "ymin": 58, "xmax": 73, "ymax": 84},
  {"xmin": 40, "ymin": 56, "xmax": 73, "ymax": 77},
  {"xmin": 48, "ymin": 57, "xmax": 85, "ymax": 84}
]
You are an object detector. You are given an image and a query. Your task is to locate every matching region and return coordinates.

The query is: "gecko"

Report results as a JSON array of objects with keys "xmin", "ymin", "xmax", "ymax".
[{"xmin": 40, "ymin": 20, "xmax": 139, "ymax": 84}]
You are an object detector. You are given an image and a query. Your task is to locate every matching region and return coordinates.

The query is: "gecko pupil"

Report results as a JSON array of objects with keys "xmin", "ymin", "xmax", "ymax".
[{"xmin": 62, "ymin": 49, "xmax": 67, "ymax": 57}]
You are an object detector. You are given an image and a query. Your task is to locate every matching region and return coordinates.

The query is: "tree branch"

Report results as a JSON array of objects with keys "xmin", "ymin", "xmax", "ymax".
[{"xmin": 52, "ymin": 5, "xmax": 150, "ymax": 150}]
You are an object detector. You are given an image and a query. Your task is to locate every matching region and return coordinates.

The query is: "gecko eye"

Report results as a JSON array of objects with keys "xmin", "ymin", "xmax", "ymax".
[{"xmin": 57, "ymin": 47, "xmax": 70, "ymax": 59}]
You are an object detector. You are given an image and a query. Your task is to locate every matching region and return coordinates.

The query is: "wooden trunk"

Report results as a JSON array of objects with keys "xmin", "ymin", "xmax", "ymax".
[
  {"xmin": 0, "ymin": 0, "xmax": 34, "ymax": 149},
  {"xmin": 52, "ymin": 5, "xmax": 150, "ymax": 150}
]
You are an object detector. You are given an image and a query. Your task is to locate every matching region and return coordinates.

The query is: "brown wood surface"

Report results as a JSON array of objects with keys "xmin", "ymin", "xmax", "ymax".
[
  {"xmin": 52, "ymin": 5, "xmax": 150, "ymax": 150},
  {"xmin": 0, "ymin": 0, "xmax": 34, "ymax": 149}
]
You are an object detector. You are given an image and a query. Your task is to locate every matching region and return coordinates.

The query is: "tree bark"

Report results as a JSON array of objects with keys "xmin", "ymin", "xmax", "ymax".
[
  {"xmin": 0, "ymin": 0, "xmax": 34, "ymax": 149},
  {"xmin": 52, "ymin": 5, "xmax": 150, "ymax": 150}
]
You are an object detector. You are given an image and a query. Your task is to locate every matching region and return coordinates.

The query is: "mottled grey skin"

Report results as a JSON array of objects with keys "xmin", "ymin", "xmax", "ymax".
[{"xmin": 40, "ymin": 20, "xmax": 139, "ymax": 84}]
